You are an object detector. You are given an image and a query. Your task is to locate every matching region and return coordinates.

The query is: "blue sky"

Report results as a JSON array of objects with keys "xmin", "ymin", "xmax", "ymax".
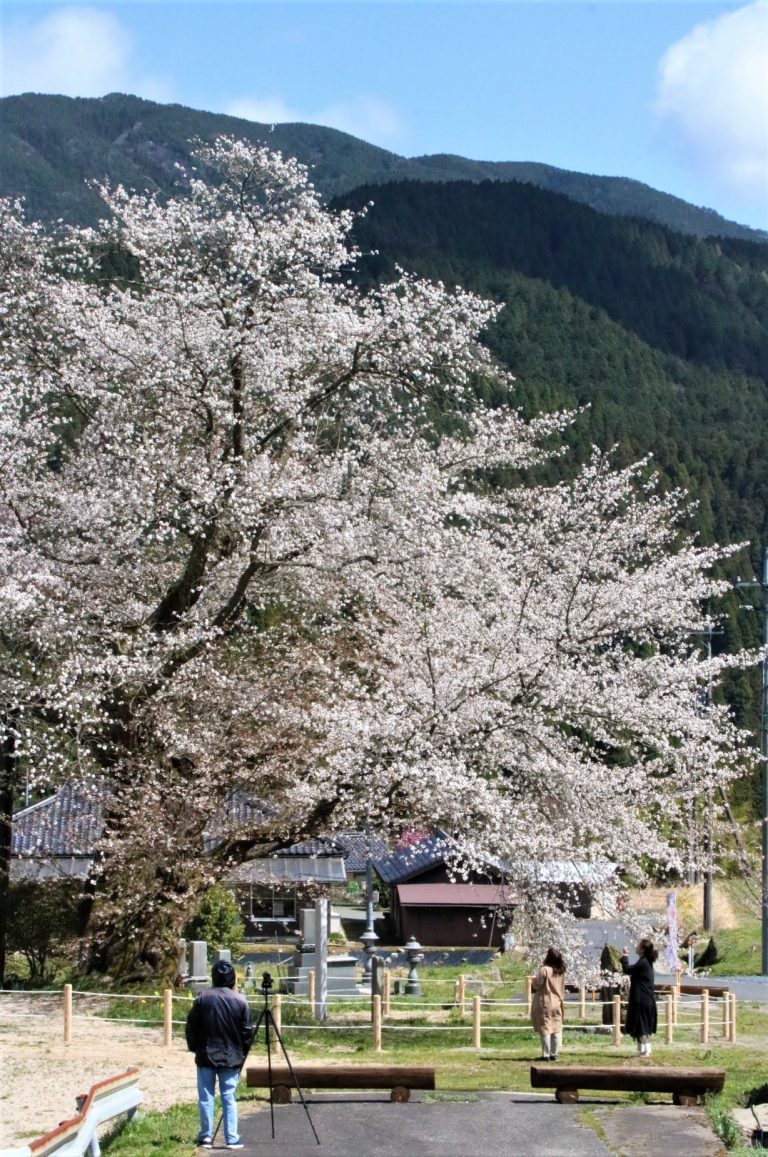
[{"xmin": 2, "ymin": 1, "xmax": 767, "ymax": 229}]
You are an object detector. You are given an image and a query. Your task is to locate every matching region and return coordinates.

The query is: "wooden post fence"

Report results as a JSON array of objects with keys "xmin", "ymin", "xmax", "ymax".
[
  {"xmin": 729, "ymin": 993, "xmax": 737, "ymax": 1043},
  {"xmin": 525, "ymin": 975, "xmax": 533, "ymax": 1019},
  {"xmin": 63, "ymin": 983, "xmax": 72, "ymax": 1045},
  {"xmin": 722, "ymin": 994, "xmax": 729, "ymax": 1039},
  {"xmin": 383, "ymin": 969, "xmax": 391, "ymax": 1016},
  {"xmin": 579, "ymin": 984, "xmax": 586, "ymax": 1020},
  {"xmin": 163, "ymin": 988, "xmax": 173, "ymax": 1048},
  {"xmin": 612, "ymin": 994, "xmax": 622, "ymax": 1046},
  {"xmin": 373, "ymin": 994, "xmax": 382, "ymax": 1053},
  {"xmin": 458, "ymin": 974, "xmax": 466, "ymax": 1017},
  {"xmin": 472, "ymin": 995, "xmax": 482, "ymax": 1048},
  {"xmin": 307, "ymin": 968, "xmax": 316, "ymax": 1014},
  {"xmin": 665, "ymin": 993, "xmax": 673, "ymax": 1044},
  {"xmin": 272, "ymin": 994, "xmax": 281, "ymax": 1054},
  {"xmin": 700, "ymin": 989, "xmax": 709, "ymax": 1045}
]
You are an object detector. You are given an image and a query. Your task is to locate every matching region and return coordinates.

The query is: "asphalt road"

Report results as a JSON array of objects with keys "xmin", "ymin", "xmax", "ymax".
[
  {"xmin": 226, "ymin": 1092, "xmax": 725, "ymax": 1157},
  {"xmin": 580, "ymin": 916, "xmax": 768, "ymax": 1001}
]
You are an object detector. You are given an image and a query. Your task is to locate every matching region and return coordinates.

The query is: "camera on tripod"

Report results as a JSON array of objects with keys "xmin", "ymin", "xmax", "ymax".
[{"xmin": 252, "ymin": 967, "xmax": 319, "ymax": 1142}]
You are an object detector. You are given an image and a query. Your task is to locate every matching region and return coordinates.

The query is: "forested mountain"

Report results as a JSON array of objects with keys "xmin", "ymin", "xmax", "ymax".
[
  {"xmin": 1, "ymin": 92, "xmax": 765, "ymax": 242},
  {"xmin": 333, "ymin": 179, "xmax": 768, "ymax": 558}
]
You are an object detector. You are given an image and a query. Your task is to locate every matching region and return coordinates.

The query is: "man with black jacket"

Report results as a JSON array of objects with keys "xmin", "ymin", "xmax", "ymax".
[{"xmin": 186, "ymin": 959, "xmax": 255, "ymax": 1149}]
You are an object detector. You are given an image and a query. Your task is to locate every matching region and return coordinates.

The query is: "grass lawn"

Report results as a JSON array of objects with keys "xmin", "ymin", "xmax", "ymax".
[{"xmin": 99, "ymin": 962, "xmax": 768, "ymax": 1155}]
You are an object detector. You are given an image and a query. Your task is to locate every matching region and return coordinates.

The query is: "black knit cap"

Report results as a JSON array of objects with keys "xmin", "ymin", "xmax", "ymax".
[{"xmin": 211, "ymin": 959, "xmax": 236, "ymax": 987}]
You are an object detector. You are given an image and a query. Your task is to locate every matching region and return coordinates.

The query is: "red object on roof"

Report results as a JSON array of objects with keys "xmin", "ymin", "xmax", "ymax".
[{"xmin": 396, "ymin": 883, "xmax": 516, "ymax": 907}]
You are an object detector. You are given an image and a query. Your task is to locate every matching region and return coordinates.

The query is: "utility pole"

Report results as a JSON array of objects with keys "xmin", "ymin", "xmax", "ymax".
[
  {"xmin": 700, "ymin": 623, "xmax": 721, "ymax": 932},
  {"xmin": 736, "ymin": 547, "xmax": 768, "ymax": 975},
  {"xmin": 690, "ymin": 621, "xmax": 721, "ymax": 930}
]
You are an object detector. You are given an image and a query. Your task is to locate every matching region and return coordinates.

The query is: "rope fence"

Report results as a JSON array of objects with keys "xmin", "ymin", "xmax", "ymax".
[{"xmin": 0, "ymin": 977, "xmax": 742, "ymax": 1052}]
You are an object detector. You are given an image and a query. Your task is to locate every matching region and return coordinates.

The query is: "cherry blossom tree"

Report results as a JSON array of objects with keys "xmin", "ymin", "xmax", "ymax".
[{"xmin": 0, "ymin": 139, "xmax": 754, "ymax": 981}]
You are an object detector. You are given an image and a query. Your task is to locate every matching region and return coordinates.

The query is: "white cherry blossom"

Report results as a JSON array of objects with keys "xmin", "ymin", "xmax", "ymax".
[{"xmin": 0, "ymin": 139, "xmax": 754, "ymax": 980}]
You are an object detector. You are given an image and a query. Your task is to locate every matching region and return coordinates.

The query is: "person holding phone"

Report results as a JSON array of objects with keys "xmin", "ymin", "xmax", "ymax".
[{"xmin": 620, "ymin": 939, "xmax": 658, "ymax": 1057}]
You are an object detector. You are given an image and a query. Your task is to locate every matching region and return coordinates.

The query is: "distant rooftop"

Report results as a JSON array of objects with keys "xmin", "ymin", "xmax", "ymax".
[
  {"xmin": 11, "ymin": 782, "xmax": 105, "ymax": 859},
  {"xmin": 11, "ymin": 785, "xmax": 388, "ymax": 877},
  {"xmin": 396, "ymin": 883, "xmax": 516, "ymax": 907},
  {"xmin": 373, "ymin": 831, "xmax": 500, "ymax": 885}
]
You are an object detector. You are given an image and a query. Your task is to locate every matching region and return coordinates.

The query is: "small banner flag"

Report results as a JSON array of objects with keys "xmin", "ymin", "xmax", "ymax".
[{"xmin": 666, "ymin": 890, "xmax": 679, "ymax": 973}]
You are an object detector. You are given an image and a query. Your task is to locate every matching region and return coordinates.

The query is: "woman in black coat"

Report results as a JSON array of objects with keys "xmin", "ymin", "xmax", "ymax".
[{"xmin": 620, "ymin": 939, "xmax": 658, "ymax": 1057}]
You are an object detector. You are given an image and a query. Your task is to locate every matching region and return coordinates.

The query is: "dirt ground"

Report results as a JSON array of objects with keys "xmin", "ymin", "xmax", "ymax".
[{"xmin": 0, "ymin": 994, "xmax": 198, "ymax": 1148}]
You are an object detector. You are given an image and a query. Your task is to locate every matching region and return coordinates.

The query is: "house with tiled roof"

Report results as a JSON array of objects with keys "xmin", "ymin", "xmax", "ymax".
[
  {"xmin": 10, "ymin": 785, "xmax": 388, "ymax": 934},
  {"xmin": 10, "ymin": 781, "xmax": 268, "ymax": 880},
  {"xmin": 10, "ymin": 782, "xmax": 105, "ymax": 881}
]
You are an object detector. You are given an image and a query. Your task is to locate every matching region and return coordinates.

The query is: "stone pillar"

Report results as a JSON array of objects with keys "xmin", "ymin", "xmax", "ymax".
[{"xmin": 315, "ymin": 896, "xmax": 328, "ymax": 1020}]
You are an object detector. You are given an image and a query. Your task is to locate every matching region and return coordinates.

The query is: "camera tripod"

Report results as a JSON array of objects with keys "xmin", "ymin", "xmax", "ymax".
[{"xmin": 254, "ymin": 971, "xmax": 320, "ymax": 1145}]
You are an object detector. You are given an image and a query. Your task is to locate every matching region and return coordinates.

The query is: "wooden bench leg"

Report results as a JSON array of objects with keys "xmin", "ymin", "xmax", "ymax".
[
  {"xmin": 272, "ymin": 1085, "xmax": 293, "ymax": 1104},
  {"xmin": 555, "ymin": 1087, "xmax": 579, "ymax": 1104},
  {"xmin": 672, "ymin": 1091, "xmax": 699, "ymax": 1107},
  {"xmin": 390, "ymin": 1086, "xmax": 411, "ymax": 1103}
]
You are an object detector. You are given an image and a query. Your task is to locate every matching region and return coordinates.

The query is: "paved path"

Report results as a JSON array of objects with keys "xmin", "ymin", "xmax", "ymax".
[{"xmin": 223, "ymin": 1092, "xmax": 725, "ymax": 1156}]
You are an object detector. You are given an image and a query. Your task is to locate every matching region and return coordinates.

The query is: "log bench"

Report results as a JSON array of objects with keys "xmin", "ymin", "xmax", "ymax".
[
  {"xmin": 530, "ymin": 1064, "xmax": 725, "ymax": 1106},
  {"xmin": 246, "ymin": 1063, "xmax": 436, "ymax": 1103}
]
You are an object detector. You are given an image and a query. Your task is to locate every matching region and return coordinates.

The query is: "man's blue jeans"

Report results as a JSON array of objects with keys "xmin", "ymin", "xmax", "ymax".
[{"xmin": 196, "ymin": 1066, "xmax": 241, "ymax": 1144}]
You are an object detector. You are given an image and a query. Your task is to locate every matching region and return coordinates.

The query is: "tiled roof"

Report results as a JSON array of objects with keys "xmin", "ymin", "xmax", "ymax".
[
  {"xmin": 12, "ymin": 783, "xmax": 268, "ymax": 860},
  {"xmin": 200, "ymin": 791, "xmax": 271, "ymax": 852},
  {"xmin": 276, "ymin": 838, "xmax": 346, "ymax": 857},
  {"xmin": 12, "ymin": 786, "xmax": 392, "ymax": 875},
  {"xmin": 332, "ymin": 830, "xmax": 390, "ymax": 873},
  {"xmin": 11, "ymin": 782, "xmax": 105, "ymax": 858},
  {"xmin": 372, "ymin": 832, "xmax": 455, "ymax": 884}
]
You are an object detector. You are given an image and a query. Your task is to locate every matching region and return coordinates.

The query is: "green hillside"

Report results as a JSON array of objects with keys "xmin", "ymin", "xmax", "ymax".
[
  {"xmin": 1, "ymin": 92, "xmax": 764, "ymax": 242},
  {"xmin": 333, "ymin": 179, "xmax": 768, "ymax": 554}
]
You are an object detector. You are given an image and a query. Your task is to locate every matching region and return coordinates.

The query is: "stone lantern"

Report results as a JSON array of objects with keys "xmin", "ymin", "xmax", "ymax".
[
  {"xmin": 404, "ymin": 935, "xmax": 423, "ymax": 996},
  {"xmin": 360, "ymin": 928, "xmax": 379, "ymax": 982}
]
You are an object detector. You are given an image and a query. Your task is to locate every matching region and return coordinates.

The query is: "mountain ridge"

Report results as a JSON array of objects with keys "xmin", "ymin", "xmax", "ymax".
[{"xmin": 1, "ymin": 91, "xmax": 764, "ymax": 242}]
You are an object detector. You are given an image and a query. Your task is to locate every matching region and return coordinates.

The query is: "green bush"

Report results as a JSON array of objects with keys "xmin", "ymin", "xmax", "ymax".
[
  {"xmin": 6, "ymin": 879, "xmax": 80, "ymax": 983},
  {"xmin": 182, "ymin": 885, "xmax": 244, "ymax": 961}
]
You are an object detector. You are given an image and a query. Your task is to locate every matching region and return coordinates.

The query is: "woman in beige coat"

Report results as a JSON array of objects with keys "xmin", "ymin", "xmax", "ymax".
[{"xmin": 531, "ymin": 947, "xmax": 566, "ymax": 1060}]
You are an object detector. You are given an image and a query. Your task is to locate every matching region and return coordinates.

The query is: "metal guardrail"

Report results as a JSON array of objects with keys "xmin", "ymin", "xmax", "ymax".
[{"xmin": 0, "ymin": 1068, "xmax": 142, "ymax": 1157}]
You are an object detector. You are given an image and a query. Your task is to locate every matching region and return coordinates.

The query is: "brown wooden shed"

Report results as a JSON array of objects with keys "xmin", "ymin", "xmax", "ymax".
[{"xmin": 395, "ymin": 882, "xmax": 515, "ymax": 947}]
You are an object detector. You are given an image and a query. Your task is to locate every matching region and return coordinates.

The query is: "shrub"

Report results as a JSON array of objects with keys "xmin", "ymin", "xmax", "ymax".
[
  {"xmin": 182, "ymin": 885, "xmax": 245, "ymax": 961},
  {"xmin": 6, "ymin": 879, "xmax": 80, "ymax": 982}
]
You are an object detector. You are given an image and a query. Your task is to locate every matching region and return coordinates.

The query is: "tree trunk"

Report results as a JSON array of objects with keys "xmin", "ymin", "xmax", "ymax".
[
  {"xmin": 79, "ymin": 797, "xmax": 210, "ymax": 985},
  {"xmin": 0, "ymin": 722, "xmax": 18, "ymax": 988},
  {"xmin": 82, "ymin": 896, "xmax": 191, "ymax": 986}
]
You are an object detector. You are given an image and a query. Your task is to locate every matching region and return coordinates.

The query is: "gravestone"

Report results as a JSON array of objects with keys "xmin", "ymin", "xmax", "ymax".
[
  {"xmin": 187, "ymin": 940, "xmax": 209, "ymax": 993},
  {"xmin": 371, "ymin": 955, "xmax": 385, "ymax": 1000}
]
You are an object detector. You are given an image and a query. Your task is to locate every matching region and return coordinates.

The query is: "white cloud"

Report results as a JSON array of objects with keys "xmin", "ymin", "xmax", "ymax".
[
  {"xmin": 227, "ymin": 97, "xmax": 301, "ymax": 125},
  {"xmin": 317, "ymin": 96, "xmax": 404, "ymax": 143},
  {"xmin": 225, "ymin": 93, "xmax": 404, "ymax": 144},
  {"xmin": 655, "ymin": 1, "xmax": 768, "ymax": 203},
  {"xmin": 0, "ymin": 7, "xmax": 170, "ymax": 101}
]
